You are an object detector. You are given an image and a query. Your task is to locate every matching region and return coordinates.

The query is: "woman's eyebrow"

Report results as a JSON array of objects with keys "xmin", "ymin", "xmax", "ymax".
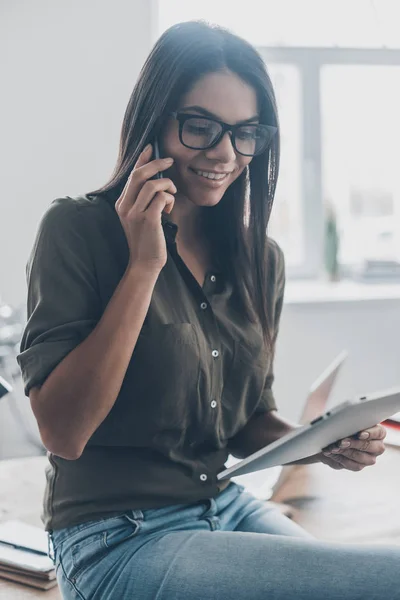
[{"xmin": 180, "ymin": 105, "xmax": 259, "ymax": 124}]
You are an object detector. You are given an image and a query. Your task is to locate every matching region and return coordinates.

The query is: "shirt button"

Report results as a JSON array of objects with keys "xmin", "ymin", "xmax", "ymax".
[
  {"xmin": 210, "ymin": 275, "xmax": 216, "ymax": 282},
  {"xmin": 212, "ymin": 350, "xmax": 219, "ymax": 358},
  {"xmin": 200, "ymin": 474, "xmax": 208, "ymax": 482},
  {"xmin": 200, "ymin": 302, "xmax": 208, "ymax": 310},
  {"xmin": 210, "ymin": 400, "xmax": 217, "ymax": 408}
]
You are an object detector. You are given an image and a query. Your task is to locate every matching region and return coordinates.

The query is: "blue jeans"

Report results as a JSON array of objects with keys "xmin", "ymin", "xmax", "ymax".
[{"xmin": 50, "ymin": 482, "xmax": 400, "ymax": 599}]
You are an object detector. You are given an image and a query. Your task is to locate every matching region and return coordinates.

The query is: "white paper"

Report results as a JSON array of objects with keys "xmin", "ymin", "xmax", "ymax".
[
  {"xmin": 0, "ymin": 543, "xmax": 54, "ymax": 575},
  {"xmin": 0, "ymin": 520, "xmax": 48, "ymax": 555}
]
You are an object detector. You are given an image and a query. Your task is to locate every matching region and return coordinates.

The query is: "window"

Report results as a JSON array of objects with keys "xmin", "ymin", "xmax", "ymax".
[{"xmin": 321, "ymin": 65, "xmax": 400, "ymax": 268}]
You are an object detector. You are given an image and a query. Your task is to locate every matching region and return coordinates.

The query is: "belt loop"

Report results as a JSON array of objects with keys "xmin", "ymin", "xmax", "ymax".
[
  {"xmin": 131, "ymin": 509, "xmax": 144, "ymax": 521},
  {"xmin": 47, "ymin": 531, "xmax": 56, "ymax": 565},
  {"xmin": 202, "ymin": 498, "xmax": 217, "ymax": 518}
]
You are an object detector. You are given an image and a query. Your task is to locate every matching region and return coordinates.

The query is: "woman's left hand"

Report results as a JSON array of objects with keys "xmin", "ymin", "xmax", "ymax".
[{"xmin": 320, "ymin": 424, "xmax": 387, "ymax": 471}]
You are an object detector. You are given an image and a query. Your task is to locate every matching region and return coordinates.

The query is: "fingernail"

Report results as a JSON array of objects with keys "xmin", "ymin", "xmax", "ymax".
[
  {"xmin": 143, "ymin": 143, "xmax": 152, "ymax": 152},
  {"xmin": 359, "ymin": 432, "xmax": 369, "ymax": 440},
  {"xmin": 340, "ymin": 440, "xmax": 351, "ymax": 448},
  {"xmin": 164, "ymin": 158, "xmax": 174, "ymax": 164}
]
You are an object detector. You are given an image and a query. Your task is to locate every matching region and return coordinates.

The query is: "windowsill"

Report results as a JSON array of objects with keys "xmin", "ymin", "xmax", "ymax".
[{"xmin": 284, "ymin": 279, "xmax": 400, "ymax": 305}]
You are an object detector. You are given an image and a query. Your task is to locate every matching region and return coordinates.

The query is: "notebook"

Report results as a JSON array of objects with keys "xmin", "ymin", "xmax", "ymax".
[
  {"xmin": 0, "ymin": 520, "xmax": 56, "ymax": 590},
  {"xmin": 0, "ymin": 566, "xmax": 57, "ymax": 590},
  {"xmin": 0, "ymin": 520, "xmax": 49, "ymax": 556}
]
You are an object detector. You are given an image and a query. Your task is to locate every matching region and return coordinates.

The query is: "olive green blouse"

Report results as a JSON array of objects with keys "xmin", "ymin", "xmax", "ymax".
[{"xmin": 17, "ymin": 193, "xmax": 285, "ymax": 531}]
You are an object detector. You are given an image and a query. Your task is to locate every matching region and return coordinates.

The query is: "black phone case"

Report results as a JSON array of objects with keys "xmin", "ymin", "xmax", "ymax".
[{"xmin": 153, "ymin": 138, "xmax": 164, "ymax": 180}]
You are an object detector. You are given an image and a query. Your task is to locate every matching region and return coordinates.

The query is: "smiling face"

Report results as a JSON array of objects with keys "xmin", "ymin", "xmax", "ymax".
[{"xmin": 161, "ymin": 70, "xmax": 259, "ymax": 212}]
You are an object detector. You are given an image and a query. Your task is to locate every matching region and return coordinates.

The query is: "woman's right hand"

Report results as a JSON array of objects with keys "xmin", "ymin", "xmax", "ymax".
[{"xmin": 115, "ymin": 144, "xmax": 176, "ymax": 274}]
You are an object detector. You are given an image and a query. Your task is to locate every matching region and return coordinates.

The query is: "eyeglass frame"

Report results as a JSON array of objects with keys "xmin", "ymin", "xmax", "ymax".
[{"xmin": 169, "ymin": 111, "xmax": 278, "ymax": 157}]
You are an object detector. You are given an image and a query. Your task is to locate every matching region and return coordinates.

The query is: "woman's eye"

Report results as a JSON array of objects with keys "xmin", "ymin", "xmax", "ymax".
[
  {"xmin": 237, "ymin": 129, "xmax": 257, "ymax": 140},
  {"xmin": 187, "ymin": 125, "xmax": 212, "ymax": 135}
]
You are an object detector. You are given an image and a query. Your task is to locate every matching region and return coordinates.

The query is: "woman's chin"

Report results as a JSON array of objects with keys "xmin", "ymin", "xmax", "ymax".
[
  {"xmin": 180, "ymin": 181, "xmax": 228, "ymax": 207},
  {"xmin": 188, "ymin": 191, "xmax": 225, "ymax": 208}
]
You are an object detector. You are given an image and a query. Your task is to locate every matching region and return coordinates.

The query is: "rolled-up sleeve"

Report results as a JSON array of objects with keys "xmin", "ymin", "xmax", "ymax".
[
  {"xmin": 255, "ymin": 239, "xmax": 286, "ymax": 413},
  {"xmin": 17, "ymin": 198, "xmax": 101, "ymax": 396}
]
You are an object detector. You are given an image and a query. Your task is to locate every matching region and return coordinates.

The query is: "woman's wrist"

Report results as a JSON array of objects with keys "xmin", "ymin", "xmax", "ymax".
[{"xmin": 124, "ymin": 262, "xmax": 161, "ymax": 285}]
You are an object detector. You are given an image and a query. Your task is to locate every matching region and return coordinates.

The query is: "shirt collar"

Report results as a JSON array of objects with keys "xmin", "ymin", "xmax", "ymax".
[{"xmin": 163, "ymin": 213, "xmax": 224, "ymax": 276}]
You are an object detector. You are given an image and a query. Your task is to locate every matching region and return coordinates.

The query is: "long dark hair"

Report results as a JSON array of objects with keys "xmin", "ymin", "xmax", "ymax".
[{"xmin": 88, "ymin": 21, "xmax": 280, "ymax": 350}]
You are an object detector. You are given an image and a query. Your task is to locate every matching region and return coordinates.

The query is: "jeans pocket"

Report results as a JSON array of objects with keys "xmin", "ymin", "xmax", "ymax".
[
  {"xmin": 60, "ymin": 515, "xmax": 140, "ymax": 585},
  {"xmin": 70, "ymin": 530, "xmax": 107, "ymax": 582}
]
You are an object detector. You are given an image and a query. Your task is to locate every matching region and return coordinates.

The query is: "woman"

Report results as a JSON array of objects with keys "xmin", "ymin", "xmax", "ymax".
[{"xmin": 17, "ymin": 21, "xmax": 398, "ymax": 600}]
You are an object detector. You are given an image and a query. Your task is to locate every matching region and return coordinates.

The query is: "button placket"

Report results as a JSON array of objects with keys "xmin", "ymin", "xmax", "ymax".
[{"xmin": 198, "ymin": 273, "xmax": 222, "ymax": 435}]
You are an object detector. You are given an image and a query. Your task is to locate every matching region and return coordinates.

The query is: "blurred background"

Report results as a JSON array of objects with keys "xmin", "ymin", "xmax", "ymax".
[{"xmin": 0, "ymin": 0, "xmax": 399, "ymax": 459}]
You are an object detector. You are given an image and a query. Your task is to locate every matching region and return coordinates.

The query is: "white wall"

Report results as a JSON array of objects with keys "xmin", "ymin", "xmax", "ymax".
[
  {"xmin": 1, "ymin": 0, "xmax": 157, "ymax": 307},
  {"xmin": 274, "ymin": 298, "xmax": 400, "ymax": 420}
]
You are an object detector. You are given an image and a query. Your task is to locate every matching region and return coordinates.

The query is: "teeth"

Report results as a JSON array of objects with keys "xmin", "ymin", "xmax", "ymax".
[{"xmin": 194, "ymin": 169, "xmax": 227, "ymax": 180}]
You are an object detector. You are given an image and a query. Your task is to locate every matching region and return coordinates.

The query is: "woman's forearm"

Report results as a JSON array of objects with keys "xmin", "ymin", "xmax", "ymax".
[
  {"xmin": 227, "ymin": 409, "xmax": 323, "ymax": 465},
  {"xmin": 30, "ymin": 264, "xmax": 160, "ymax": 460},
  {"xmin": 227, "ymin": 409, "xmax": 297, "ymax": 459}
]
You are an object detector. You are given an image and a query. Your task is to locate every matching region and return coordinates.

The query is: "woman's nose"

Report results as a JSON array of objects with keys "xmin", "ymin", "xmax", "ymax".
[{"xmin": 204, "ymin": 131, "xmax": 237, "ymax": 163}]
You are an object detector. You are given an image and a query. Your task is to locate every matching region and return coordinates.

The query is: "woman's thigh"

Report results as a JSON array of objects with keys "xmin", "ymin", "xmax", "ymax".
[
  {"xmin": 137, "ymin": 530, "xmax": 400, "ymax": 600},
  {"xmin": 217, "ymin": 487, "xmax": 313, "ymax": 538},
  {"xmin": 55, "ymin": 518, "xmax": 400, "ymax": 600}
]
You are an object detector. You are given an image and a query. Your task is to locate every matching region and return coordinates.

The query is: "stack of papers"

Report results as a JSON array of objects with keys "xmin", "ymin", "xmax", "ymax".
[
  {"xmin": 387, "ymin": 411, "xmax": 400, "ymax": 424},
  {"xmin": 383, "ymin": 411, "xmax": 400, "ymax": 447},
  {"xmin": 0, "ymin": 520, "xmax": 57, "ymax": 590}
]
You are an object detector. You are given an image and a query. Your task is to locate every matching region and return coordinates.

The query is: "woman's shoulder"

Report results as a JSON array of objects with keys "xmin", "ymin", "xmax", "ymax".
[
  {"xmin": 37, "ymin": 193, "xmax": 114, "ymax": 236},
  {"xmin": 43, "ymin": 193, "xmax": 111, "ymax": 221}
]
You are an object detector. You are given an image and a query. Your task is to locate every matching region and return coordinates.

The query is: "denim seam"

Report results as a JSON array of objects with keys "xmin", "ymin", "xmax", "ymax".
[
  {"xmin": 71, "ymin": 533, "xmax": 104, "ymax": 569},
  {"xmin": 59, "ymin": 553, "xmax": 87, "ymax": 600},
  {"xmin": 68, "ymin": 548, "xmax": 110, "ymax": 586}
]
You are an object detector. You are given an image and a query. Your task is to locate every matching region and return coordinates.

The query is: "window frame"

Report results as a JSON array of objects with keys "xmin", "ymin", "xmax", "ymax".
[{"xmin": 258, "ymin": 47, "xmax": 400, "ymax": 279}]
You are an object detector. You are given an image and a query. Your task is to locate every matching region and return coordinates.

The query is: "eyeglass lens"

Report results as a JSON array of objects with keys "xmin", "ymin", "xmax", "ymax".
[{"xmin": 181, "ymin": 117, "xmax": 271, "ymax": 156}]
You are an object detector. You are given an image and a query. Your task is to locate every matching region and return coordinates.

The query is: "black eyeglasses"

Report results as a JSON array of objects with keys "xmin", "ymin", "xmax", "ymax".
[{"xmin": 170, "ymin": 111, "xmax": 277, "ymax": 157}]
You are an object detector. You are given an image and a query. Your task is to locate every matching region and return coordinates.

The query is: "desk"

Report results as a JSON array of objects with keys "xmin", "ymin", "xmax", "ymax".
[
  {"xmin": 0, "ymin": 448, "xmax": 399, "ymax": 597},
  {"xmin": 0, "ymin": 456, "xmax": 61, "ymax": 600},
  {"xmin": 271, "ymin": 445, "xmax": 400, "ymax": 544}
]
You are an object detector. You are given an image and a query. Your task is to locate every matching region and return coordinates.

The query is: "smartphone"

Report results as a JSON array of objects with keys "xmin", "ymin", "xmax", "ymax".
[
  {"xmin": 152, "ymin": 137, "xmax": 173, "ymax": 221},
  {"xmin": 153, "ymin": 138, "xmax": 164, "ymax": 180}
]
